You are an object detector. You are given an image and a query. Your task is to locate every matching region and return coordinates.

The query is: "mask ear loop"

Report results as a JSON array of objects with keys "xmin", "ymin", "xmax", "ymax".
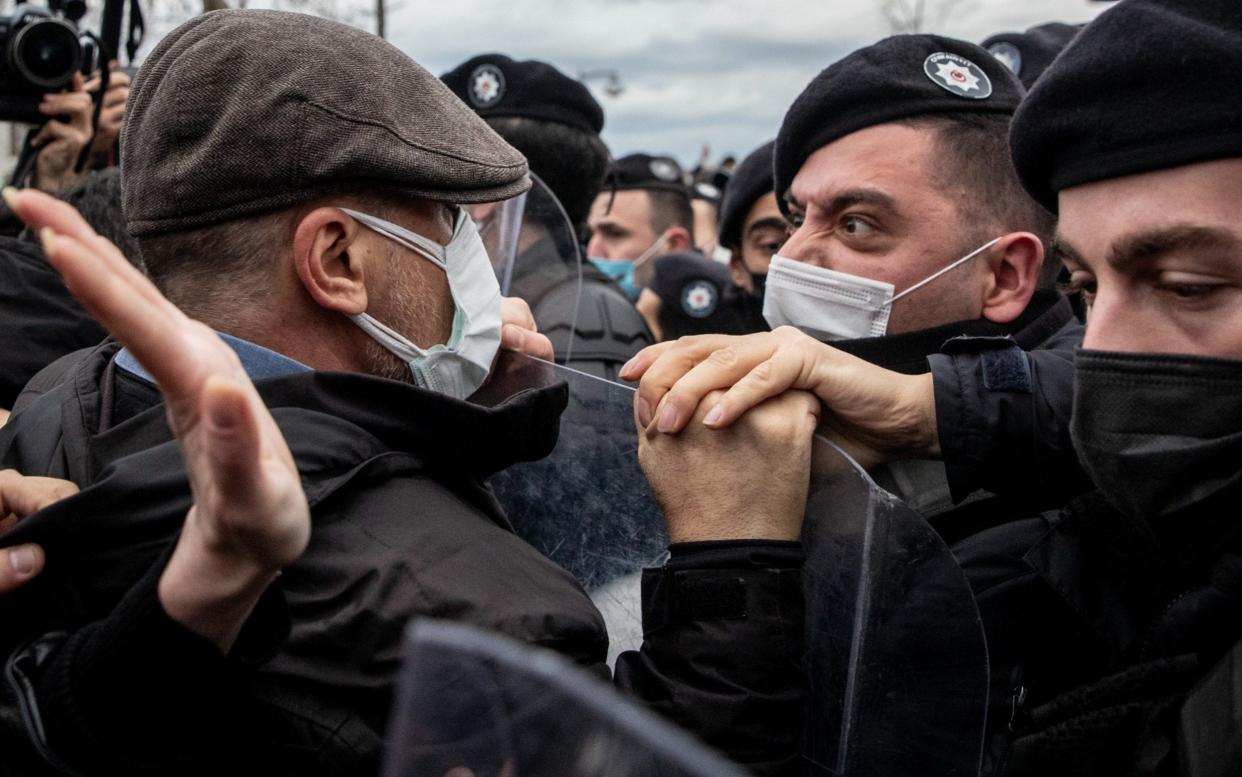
[
  {"xmin": 339, "ymin": 207, "xmax": 449, "ymax": 273},
  {"xmin": 631, "ymin": 230, "xmax": 671, "ymax": 272},
  {"xmin": 887, "ymin": 237, "xmax": 1002, "ymax": 306}
]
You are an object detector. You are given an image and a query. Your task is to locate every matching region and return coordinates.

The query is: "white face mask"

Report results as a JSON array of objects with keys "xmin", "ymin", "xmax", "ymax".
[
  {"xmin": 762, "ymin": 238, "xmax": 1001, "ymax": 341},
  {"xmin": 343, "ymin": 207, "xmax": 503, "ymax": 400}
]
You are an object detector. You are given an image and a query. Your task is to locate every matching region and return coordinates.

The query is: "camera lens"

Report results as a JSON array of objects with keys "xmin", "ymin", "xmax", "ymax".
[{"xmin": 11, "ymin": 18, "xmax": 82, "ymax": 89}]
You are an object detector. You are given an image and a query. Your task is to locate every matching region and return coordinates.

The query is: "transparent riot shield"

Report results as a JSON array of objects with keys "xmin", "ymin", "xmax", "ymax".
[
  {"xmin": 801, "ymin": 441, "xmax": 989, "ymax": 777},
  {"xmin": 475, "ymin": 172, "xmax": 585, "ymax": 363},
  {"xmin": 477, "ymin": 352, "xmax": 988, "ymax": 773},
  {"xmin": 477, "ymin": 350, "xmax": 664, "ymax": 663},
  {"xmin": 382, "ymin": 620, "xmax": 751, "ymax": 777},
  {"xmin": 482, "ymin": 352, "xmax": 665, "ymax": 592}
]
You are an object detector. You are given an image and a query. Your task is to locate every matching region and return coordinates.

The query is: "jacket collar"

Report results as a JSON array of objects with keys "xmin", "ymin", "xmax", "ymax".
[{"xmin": 59, "ymin": 342, "xmax": 568, "ymax": 485}]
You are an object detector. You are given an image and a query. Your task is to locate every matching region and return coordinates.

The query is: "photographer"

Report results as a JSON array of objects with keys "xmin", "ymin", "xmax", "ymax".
[{"xmin": 25, "ymin": 63, "xmax": 128, "ymax": 194}]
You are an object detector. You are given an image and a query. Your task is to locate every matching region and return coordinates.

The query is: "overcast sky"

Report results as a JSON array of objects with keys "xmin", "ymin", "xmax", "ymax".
[{"xmin": 382, "ymin": 0, "xmax": 1107, "ymax": 168}]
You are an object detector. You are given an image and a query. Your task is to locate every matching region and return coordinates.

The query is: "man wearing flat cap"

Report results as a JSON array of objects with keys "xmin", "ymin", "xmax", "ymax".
[
  {"xmin": 442, "ymin": 53, "xmax": 653, "ymax": 381},
  {"xmin": 0, "ymin": 11, "xmax": 809, "ymax": 775}
]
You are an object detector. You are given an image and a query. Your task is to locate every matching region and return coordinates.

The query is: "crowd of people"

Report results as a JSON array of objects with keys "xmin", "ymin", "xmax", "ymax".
[{"xmin": 0, "ymin": 0, "xmax": 1239, "ymax": 775}]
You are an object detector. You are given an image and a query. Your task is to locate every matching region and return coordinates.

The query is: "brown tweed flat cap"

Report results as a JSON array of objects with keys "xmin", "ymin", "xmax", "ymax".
[{"xmin": 121, "ymin": 10, "xmax": 530, "ymax": 236}]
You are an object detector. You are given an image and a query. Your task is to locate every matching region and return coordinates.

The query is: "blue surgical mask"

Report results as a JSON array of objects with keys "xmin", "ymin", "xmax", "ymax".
[
  {"xmin": 589, "ymin": 230, "xmax": 672, "ymax": 303},
  {"xmin": 591, "ymin": 257, "xmax": 641, "ymax": 301}
]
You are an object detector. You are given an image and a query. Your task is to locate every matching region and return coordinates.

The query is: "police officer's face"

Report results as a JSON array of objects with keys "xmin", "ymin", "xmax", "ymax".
[
  {"xmin": 780, "ymin": 123, "xmax": 988, "ymax": 334},
  {"xmin": 730, "ymin": 192, "xmax": 786, "ymax": 292},
  {"xmin": 586, "ymin": 190, "xmax": 659, "ymax": 260},
  {"xmin": 1057, "ymin": 157, "xmax": 1242, "ymax": 358}
]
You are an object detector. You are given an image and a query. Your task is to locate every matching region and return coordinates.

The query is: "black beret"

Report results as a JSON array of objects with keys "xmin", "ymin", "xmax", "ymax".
[
  {"xmin": 981, "ymin": 22, "xmax": 1083, "ymax": 90},
  {"xmin": 649, "ymin": 252, "xmax": 738, "ymax": 338},
  {"xmin": 717, "ymin": 140, "xmax": 775, "ymax": 251},
  {"xmin": 691, "ymin": 181, "xmax": 722, "ymax": 205},
  {"xmin": 608, "ymin": 153, "xmax": 688, "ymax": 195},
  {"xmin": 1011, "ymin": 0, "xmax": 1242, "ymax": 212},
  {"xmin": 774, "ymin": 34, "xmax": 1023, "ymax": 213},
  {"xmin": 441, "ymin": 53, "xmax": 605, "ymax": 135},
  {"xmin": 122, "ymin": 10, "xmax": 528, "ymax": 237}
]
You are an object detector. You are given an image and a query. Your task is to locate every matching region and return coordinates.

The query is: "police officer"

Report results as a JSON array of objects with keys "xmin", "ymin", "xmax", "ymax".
[
  {"xmin": 726, "ymin": 35, "xmax": 1083, "ymax": 531},
  {"xmin": 715, "ymin": 139, "xmax": 782, "ymax": 331},
  {"xmin": 587, "ymin": 153, "xmax": 696, "ymax": 301},
  {"xmin": 626, "ymin": 0, "xmax": 1242, "ymax": 771},
  {"xmin": 636, "ymin": 251, "xmax": 761, "ymax": 340},
  {"xmin": 981, "ymin": 22, "xmax": 1082, "ymax": 90},
  {"xmin": 442, "ymin": 54, "xmax": 653, "ymax": 381}
]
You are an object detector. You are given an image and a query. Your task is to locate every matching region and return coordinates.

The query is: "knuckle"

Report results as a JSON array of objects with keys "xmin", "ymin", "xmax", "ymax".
[
  {"xmin": 749, "ymin": 359, "xmax": 777, "ymax": 384},
  {"xmin": 706, "ymin": 346, "xmax": 738, "ymax": 369}
]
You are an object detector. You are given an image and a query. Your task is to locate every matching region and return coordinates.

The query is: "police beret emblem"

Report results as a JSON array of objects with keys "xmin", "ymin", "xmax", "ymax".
[
  {"xmin": 469, "ymin": 64, "xmax": 506, "ymax": 108},
  {"xmin": 987, "ymin": 42, "xmax": 1023, "ymax": 78},
  {"xmin": 681, "ymin": 280, "xmax": 718, "ymax": 318},
  {"xmin": 923, "ymin": 52, "xmax": 993, "ymax": 100},
  {"xmin": 649, "ymin": 158, "xmax": 680, "ymax": 182}
]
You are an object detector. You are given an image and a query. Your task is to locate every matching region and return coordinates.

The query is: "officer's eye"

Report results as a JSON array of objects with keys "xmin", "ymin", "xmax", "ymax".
[
  {"xmin": 1060, "ymin": 270, "xmax": 1098, "ymax": 304},
  {"xmin": 840, "ymin": 215, "xmax": 874, "ymax": 236}
]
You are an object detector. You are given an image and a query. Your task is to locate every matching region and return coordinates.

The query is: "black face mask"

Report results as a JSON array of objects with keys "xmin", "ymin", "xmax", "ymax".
[{"xmin": 1071, "ymin": 349, "xmax": 1242, "ymax": 523}]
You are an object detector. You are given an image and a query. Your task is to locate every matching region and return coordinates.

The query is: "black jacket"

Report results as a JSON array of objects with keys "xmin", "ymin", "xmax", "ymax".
[
  {"xmin": 0, "ymin": 343, "xmax": 804, "ymax": 776},
  {"xmin": 856, "ymin": 291, "xmax": 1089, "ymax": 543},
  {"xmin": 0, "ymin": 236, "xmax": 105, "ymax": 410},
  {"xmin": 957, "ymin": 490, "xmax": 1242, "ymax": 777}
]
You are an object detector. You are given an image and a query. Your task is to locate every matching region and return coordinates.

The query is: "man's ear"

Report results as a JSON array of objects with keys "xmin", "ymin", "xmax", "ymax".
[
  {"xmin": 292, "ymin": 207, "xmax": 370, "ymax": 315},
  {"xmin": 981, "ymin": 232, "xmax": 1044, "ymax": 324},
  {"xmin": 728, "ymin": 252, "xmax": 753, "ymax": 292},
  {"xmin": 664, "ymin": 226, "xmax": 693, "ymax": 254}
]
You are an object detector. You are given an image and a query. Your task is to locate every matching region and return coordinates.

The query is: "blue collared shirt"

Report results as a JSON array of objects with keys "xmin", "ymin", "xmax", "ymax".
[{"xmin": 115, "ymin": 333, "xmax": 311, "ymax": 385}]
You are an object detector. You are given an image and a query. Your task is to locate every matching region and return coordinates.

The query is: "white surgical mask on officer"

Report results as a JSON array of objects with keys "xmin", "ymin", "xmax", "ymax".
[
  {"xmin": 342, "ymin": 207, "xmax": 502, "ymax": 400},
  {"xmin": 762, "ymin": 237, "xmax": 1001, "ymax": 341}
]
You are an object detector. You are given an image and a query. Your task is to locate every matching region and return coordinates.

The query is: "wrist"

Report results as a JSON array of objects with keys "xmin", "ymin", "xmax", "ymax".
[
  {"xmin": 157, "ymin": 530, "xmax": 281, "ymax": 654},
  {"xmin": 897, "ymin": 372, "xmax": 940, "ymax": 459},
  {"xmin": 666, "ymin": 511, "xmax": 803, "ymax": 544}
]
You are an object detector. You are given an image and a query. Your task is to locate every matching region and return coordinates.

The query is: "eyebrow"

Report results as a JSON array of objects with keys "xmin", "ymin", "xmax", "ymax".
[
  {"xmin": 785, "ymin": 186, "xmax": 898, "ymax": 222},
  {"xmin": 823, "ymin": 188, "xmax": 898, "ymax": 217},
  {"xmin": 590, "ymin": 217, "xmax": 629, "ymax": 234},
  {"xmin": 745, "ymin": 217, "xmax": 789, "ymax": 236},
  {"xmin": 1106, "ymin": 224, "xmax": 1241, "ymax": 271}
]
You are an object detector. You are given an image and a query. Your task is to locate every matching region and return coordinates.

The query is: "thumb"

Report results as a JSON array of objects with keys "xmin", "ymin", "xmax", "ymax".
[{"xmin": 0, "ymin": 544, "xmax": 44, "ymax": 593}]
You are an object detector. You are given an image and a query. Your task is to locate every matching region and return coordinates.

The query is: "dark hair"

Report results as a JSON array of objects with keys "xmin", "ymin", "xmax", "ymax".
[
  {"xmin": 136, "ymin": 208, "xmax": 291, "ymax": 320},
  {"xmin": 33, "ymin": 169, "xmax": 143, "ymax": 269},
  {"xmin": 903, "ymin": 112, "xmax": 1059, "ymax": 287},
  {"xmin": 645, "ymin": 188, "xmax": 696, "ymax": 245},
  {"xmin": 136, "ymin": 188, "xmax": 406, "ymax": 321},
  {"xmin": 486, "ymin": 116, "xmax": 610, "ymax": 233}
]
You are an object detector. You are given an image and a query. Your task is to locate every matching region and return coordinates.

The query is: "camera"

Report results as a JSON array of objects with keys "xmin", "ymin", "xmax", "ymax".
[{"xmin": 0, "ymin": 0, "xmax": 92, "ymax": 124}]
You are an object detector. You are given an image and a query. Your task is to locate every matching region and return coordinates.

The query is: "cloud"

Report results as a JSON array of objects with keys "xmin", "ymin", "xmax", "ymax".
[{"xmin": 385, "ymin": 0, "xmax": 1105, "ymax": 165}]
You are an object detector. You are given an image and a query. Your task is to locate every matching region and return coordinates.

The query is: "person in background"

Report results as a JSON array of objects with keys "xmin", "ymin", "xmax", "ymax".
[
  {"xmin": 587, "ymin": 153, "xmax": 695, "ymax": 302},
  {"xmin": 441, "ymin": 53, "xmax": 653, "ymax": 380}
]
